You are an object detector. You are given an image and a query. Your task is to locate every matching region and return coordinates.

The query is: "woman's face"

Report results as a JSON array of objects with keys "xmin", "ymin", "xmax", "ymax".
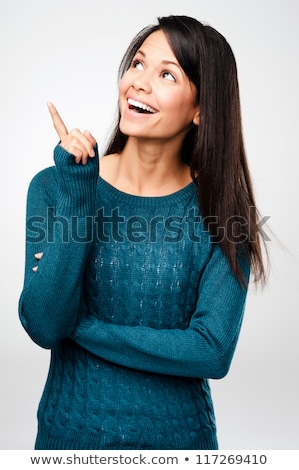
[{"xmin": 118, "ymin": 30, "xmax": 199, "ymax": 146}]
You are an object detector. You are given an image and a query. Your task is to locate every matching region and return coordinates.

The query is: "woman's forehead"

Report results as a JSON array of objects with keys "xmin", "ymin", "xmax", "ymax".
[{"xmin": 137, "ymin": 30, "xmax": 175, "ymax": 60}]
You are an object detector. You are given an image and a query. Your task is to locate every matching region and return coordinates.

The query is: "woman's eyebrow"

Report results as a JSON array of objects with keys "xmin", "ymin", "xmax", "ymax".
[
  {"xmin": 136, "ymin": 50, "xmax": 181, "ymax": 69},
  {"xmin": 161, "ymin": 59, "xmax": 181, "ymax": 69}
]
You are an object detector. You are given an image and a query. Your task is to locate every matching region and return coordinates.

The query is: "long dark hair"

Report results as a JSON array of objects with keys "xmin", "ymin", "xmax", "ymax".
[{"xmin": 104, "ymin": 15, "xmax": 267, "ymax": 287}]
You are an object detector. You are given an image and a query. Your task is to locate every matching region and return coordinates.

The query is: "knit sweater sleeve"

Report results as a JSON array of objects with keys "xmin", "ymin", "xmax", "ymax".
[
  {"xmin": 18, "ymin": 144, "xmax": 99, "ymax": 349},
  {"xmin": 70, "ymin": 245, "xmax": 250, "ymax": 379}
]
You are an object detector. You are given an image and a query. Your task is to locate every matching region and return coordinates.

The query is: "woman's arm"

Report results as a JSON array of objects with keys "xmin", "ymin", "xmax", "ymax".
[
  {"xmin": 19, "ymin": 105, "xmax": 99, "ymax": 349},
  {"xmin": 19, "ymin": 144, "xmax": 99, "ymax": 349},
  {"xmin": 70, "ymin": 244, "xmax": 250, "ymax": 379}
]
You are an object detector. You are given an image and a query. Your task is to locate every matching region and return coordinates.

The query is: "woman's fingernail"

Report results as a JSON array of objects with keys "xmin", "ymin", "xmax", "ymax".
[{"xmin": 90, "ymin": 149, "xmax": 95, "ymax": 157}]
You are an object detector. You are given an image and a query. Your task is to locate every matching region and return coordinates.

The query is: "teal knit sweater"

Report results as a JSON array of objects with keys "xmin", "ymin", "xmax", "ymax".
[{"xmin": 19, "ymin": 145, "xmax": 249, "ymax": 450}]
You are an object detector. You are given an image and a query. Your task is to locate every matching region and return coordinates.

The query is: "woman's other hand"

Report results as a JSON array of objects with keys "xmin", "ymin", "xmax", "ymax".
[{"xmin": 32, "ymin": 252, "xmax": 43, "ymax": 272}]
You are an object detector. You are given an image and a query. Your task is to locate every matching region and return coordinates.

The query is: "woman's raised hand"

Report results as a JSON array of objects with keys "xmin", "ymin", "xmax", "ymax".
[
  {"xmin": 31, "ymin": 104, "xmax": 97, "ymax": 273},
  {"xmin": 47, "ymin": 102, "xmax": 97, "ymax": 165}
]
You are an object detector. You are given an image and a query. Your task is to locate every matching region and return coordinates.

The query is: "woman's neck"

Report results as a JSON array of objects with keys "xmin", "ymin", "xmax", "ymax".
[{"xmin": 100, "ymin": 138, "xmax": 192, "ymax": 197}]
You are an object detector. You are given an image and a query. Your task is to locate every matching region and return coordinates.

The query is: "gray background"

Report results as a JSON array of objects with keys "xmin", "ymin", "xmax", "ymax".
[{"xmin": 0, "ymin": 0, "xmax": 298, "ymax": 450}]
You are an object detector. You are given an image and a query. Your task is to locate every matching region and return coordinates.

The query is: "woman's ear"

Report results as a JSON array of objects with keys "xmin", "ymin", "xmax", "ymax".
[{"xmin": 193, "ymin": 110, "xmax": 200, "ymax": 126}]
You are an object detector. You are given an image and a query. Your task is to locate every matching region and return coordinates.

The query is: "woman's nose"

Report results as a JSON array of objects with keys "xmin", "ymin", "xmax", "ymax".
[{"xmin": 131, "ymin": 71, "xmax": 152, "ymax": 93}]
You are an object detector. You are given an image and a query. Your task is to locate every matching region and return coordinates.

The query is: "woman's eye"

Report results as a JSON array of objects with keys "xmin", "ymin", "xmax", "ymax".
[
  {"xmin": 132, "ymin": 60, "xmax": 144, "ymax": 70},
  {"xmin": 162, "ymin": 71, "xmax": 176, "ymax": 81}
]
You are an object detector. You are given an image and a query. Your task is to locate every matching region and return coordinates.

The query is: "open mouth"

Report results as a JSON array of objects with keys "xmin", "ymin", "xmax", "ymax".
[{"xmin": 128, "ymin": 98, "xmax": 157, "ymax": 114}]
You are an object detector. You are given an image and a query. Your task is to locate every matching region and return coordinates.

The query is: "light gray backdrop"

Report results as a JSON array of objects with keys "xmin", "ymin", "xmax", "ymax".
[{"xmin": 0, "ymin": 0, "xmax": 298, "ymax": 450}]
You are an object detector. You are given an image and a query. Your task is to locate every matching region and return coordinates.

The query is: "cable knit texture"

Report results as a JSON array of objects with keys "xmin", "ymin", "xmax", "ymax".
[{"xmin": 19, "ymin": 145, "xmax": 249, "ymax": 450}]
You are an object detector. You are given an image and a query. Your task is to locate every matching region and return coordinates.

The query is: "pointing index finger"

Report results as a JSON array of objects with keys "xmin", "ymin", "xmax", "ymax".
[{"xmin": 47, "ymin": 102, "xmax": 68, "ymax": 140}]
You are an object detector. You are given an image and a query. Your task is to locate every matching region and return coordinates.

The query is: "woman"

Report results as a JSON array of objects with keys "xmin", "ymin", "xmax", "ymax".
[{"xmin": 19, "ymin": 15, "xmax": 266, "ymax": 450}]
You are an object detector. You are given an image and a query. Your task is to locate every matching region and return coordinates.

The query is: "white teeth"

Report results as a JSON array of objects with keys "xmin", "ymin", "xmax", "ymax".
[{"xmin": 128, "ymin": 98, "xmax": 156, "ymax": 113}]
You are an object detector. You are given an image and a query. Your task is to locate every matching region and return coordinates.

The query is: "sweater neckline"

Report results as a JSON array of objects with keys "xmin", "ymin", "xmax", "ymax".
[{"xmin": 98, "ymin": 176, "xmax": 196, "ymax": 207}]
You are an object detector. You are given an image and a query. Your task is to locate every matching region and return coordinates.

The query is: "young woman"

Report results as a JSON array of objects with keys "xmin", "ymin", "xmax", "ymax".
[{"xmin": 19, "ymin": 15, "xmax": 266, "ymax": 450}]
